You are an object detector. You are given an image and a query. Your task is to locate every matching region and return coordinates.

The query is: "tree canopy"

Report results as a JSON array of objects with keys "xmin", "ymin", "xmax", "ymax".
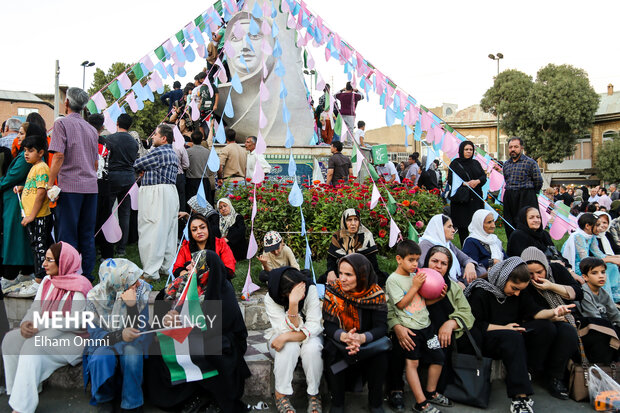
[
  {"xmin": 481, "ymin": 64, "xmax": 600, "ymax": 163},
  {"xmin": 88, "ymin": 62, "xmax": 169, "ymax": 139},
  {"xmin": 595, "ymin": 137, "xmax": 620, "ymax": 183}
]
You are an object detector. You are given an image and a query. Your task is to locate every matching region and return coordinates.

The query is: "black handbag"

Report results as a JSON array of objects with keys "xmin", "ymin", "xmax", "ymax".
[
  {"xmin": 444, "ymin": 323, "xmax": 492, "ymax": 408},
  {"xmin": 329, "ymin": 335, "xmax": 392, "ymax": 374},
  {"xmin": 449, "ymin": 163, "xmax": 472, "ymax": 204}
]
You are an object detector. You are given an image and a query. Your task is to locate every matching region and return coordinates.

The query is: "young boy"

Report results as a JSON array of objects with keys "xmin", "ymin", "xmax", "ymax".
[
  {"xmin": 386, "ymin": 240, "xmax": 451, "ymax": 413},
  {"xmin": 257, "ymin": 231, "xmax": 300, "ymax": 283},
  {"xmin": 353, "ymin": 120, "xmax": 365, "ymax": 147},
  {"xmin": 15, "ymin": 135, "xmax": 52, "ymax": 287},
  {"xmin": 577, "ymin": 257, "xmax": 620, "ymax": 327}
]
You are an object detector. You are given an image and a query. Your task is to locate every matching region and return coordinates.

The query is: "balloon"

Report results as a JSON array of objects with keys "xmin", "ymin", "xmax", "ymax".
[{"xmin": 417, "ymin": 268, "xmax": 446, "ymax": 300}]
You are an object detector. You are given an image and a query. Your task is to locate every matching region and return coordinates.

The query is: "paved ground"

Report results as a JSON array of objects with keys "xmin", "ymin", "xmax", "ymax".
[{"xmin": 0, "ymin": 380, "xmax": 594, "ymax": 412}]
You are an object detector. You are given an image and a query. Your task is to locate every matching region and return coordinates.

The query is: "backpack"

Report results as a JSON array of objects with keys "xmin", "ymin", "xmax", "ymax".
[{"xmin": 199, "ymin": 82, "xmax": 218, "ymax": 113}]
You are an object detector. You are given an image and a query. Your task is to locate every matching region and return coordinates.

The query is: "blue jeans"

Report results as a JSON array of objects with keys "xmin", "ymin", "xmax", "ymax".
[
  {"xmin": 55, "ymin": 192, "xmax": 97, "ymax": 279},
  {"xmin": 89, "ymin": 344, "xmax": 144, "ymax": 409}
]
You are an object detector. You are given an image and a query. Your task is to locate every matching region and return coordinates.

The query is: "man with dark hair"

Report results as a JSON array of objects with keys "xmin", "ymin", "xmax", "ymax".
[
  {"xmin": 502, "ymin": 136, "xmax": 543, "ymax": 238},
  {"xmin": 354, "ymin": 120, "xmax": 366, "ymax": 147},
  {"xmin": 556, "ymin": 185, "xmax": 574, "ymax": 208},
  {"xmin": 186, "ymin": 130, "xmax": 215, "ymax": 205},
  {"xmin": 404, "ymin": 153, "xmax": 420, "ymax": 184},
  {"xmin": 335, "ymin": 82, "xmax": 363, "ymax": 141},
  {"xmin": 326, "ymin": 141, "xmax": 352, "ymax": 186},
  {"xmin": 218, "ymin": 128, "xmax": 246, "ymax": 187},
  {"xmin": 100, "ymin": 113, "xmax": 138, "ymax": 257},
  {"xmin": 133, "ymin": 124, "xmax": 179, "ymax": 280},
  {"xmin": 160, "ymin": 81, "xmax": 184, "ymax": 113},
  {"xmin": 599, "ymin": 187, "xmax": 612, "ymax": 210},
  {"xmin": 48, "ymin": 86, "xmax": 99, "ymax": 280},
  {"xmin": 194, "ymin": 71, "xmax": 219, "ymax": 139}
]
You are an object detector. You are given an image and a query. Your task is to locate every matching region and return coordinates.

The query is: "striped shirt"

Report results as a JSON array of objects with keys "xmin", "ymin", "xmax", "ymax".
[
  {"xmin": 133, "ymin": 144, "xmax": 178, "ymax": 186},
  {"xmin": 49, "ymin": 113, "xmax": 98, "ymax": 193},
  {"xmin": 503, "ymin": 154, "xmax": 542, "ymax": 191}
]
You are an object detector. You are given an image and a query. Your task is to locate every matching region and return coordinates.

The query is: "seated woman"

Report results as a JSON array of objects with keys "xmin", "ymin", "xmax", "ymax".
[
  {"xmin": 419, "ymin": 214, "xmax": 483, "ymax": 286},
  {"xmin": 2, "ymin": 242, "xmax": 92, "ymax": 413},
  {"xmin": 319, "ymin": 208, "xmax": 388, "ymax": 287},
  {"xmin": 506, "ymin": 207, "xmax": 565, "ymax": 264},
  {"xmin": 179, "ymin": 195, "xmax": 221, "ymax": 238},
  {"xmin": 323, "ymin": 253, "xmax": 389, "ymax": 413},
  {"xmin": 462, "ymin": 209, "xmax": 507, "ymax": 271},
  {"xmin": 520, "ymin": 247, "xmax": 581, "ymax": 399},
  {"xmin": 217, "ymin": 197, "xmax": 248, "ymax": 261},
  {"xmin": 264, "ymin": 267, "xmax": 323, "ymax": 413},
  {"xmin": 464, "ymin": 257, "xmax": 576, "ymax": 413},
  {"xmin": 83, "ymin": 259, "xmax": 152, "ymax": 413},
  {"xmin": 258, "ymin": 231, "xmax": 300, "ymax": 283},
  {"xmin": 594, "ymin": 211, "xmax": 620, "ymax": 255},
  {"xmin": 173, "ymin": 214, "xmax": 236, "ymax": 280},
  {"xmin": 146, "ymin": 251, "xmax": 250, "ymax": 412},
  {"xmin": 386, "ymin": 245, "xmax": 477, "ymax": 412},
  {"xmin": 562, "ymin": 213, "xmax": 620, "ymax": 301}
]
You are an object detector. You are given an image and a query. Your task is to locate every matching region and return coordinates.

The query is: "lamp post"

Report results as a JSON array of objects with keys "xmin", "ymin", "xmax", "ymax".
[
  {"xmin": 303, "ymin": 69, "xmax": 317, "ymax": 96},
  {"xmin": 488, "ymin": 53, "xmax": 503, "ymax": 158},
  {"xmin": 81, "ymin": 60, "xmax": 95, "ymax": 90}
]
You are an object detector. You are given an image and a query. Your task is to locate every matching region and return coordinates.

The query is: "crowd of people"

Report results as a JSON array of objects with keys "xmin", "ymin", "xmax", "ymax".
[{"xmin": 1, "ymin": 80, "xmax": 620, "ymax": 413}]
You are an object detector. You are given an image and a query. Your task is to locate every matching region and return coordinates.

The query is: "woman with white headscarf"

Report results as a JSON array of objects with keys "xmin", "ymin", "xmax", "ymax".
[
  {"xmin": 419, "ymin": 214, "xmax": 484, "ymax": 286},
  {"xmin": 462, "ymin": 209, "xmax": 507, "ymax": 271},
  {"xmin": 216, "ymin": 197, "xmax": 247, "ymax": 261},
  {"xmin": 594, "ymin": 211, "xmax": 620, "ymax": 255}
]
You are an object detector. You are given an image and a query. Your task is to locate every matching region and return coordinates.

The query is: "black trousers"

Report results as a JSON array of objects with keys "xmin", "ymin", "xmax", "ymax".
[
  {"xmin": 580, "ymin": 321, "xmax": 620, "ymax": 364},
  {"xmin": 503, "ymin": 188, "xmax": 538, "ymax": 239},
  {"xmin": 325, "ymin": 351, "xmax": 388, "ymax": 408},
  {"xmin": 523, "ymin": 319, "xmax": 578, "ymax": 380},
  {"xmin": 25, "ymin": 215, "xmax": 53, "ymax": 280},
  {"xmin": 186, "ymin": 177, "xmax": 214, "ymax": 207},
  {"xmin": 176, "ymin": 173, "xmax": 186, "ymax": 213},
  {"xmin": 482, "ymin": 330, "xmax": 532, "ymax": 398}
]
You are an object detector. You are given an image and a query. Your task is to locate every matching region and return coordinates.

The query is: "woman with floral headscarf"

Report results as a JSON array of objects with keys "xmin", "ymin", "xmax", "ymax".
[
  {"xmin": 83, "ymin": 259, "xmax": 152, "ymax": 413},
  {"xmin": 464, "ymin": 257, "xmax": 575, "ymax": 412},
  {"xmin": 216, "ymin": 197, "xmax": 247, "ymax": 261},
  {"xmin": 319, "ymin": 209, "xmax": 387, "ymax": 287},
  {"xmin": 2, "ymin": 242, "xmax": 92, "ymax": 413}
]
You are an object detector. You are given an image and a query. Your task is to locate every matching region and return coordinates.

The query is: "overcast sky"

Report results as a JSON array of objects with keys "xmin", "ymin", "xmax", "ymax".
[{"xmin": 3, "ymin": 0, "xmax": 619, "ymax": 129}]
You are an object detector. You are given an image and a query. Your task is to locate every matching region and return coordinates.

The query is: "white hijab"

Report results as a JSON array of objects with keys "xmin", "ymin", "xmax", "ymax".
[
  {"xmin": 421, "ymin": 214, "xmax": 461, "ymax": 280},
  {"xmin": 594, "ymin": 211, "xmax": 615, "ymax": 255},
  {"xmin": 467, "ymin": 209, "xmax": 504, "ymax": 261}
]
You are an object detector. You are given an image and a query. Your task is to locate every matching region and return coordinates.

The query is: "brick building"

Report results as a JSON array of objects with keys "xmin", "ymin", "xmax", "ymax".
[{"xmin": 0, "ymin": 88, "xmax": 67, "ymax": 130}]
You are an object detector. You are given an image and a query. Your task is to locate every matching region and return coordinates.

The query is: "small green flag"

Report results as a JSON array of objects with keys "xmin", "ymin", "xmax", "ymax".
[
  {"xmin": 408, "ymin": 222, "xmax": 419, "ymax": 242},
  {"xmin": 86, "ymin": 99, "xmax": 98, "ymax": 114},
  {"xmin": 213, "ymin": 0, "xmax": 223, "ymax": 14},
  {"xmin": 387, "ymin": 192, "xmax": 397, "ymax": 214},
  {"xmin": 368, "ymin": 164, "xmax": 380, "ymax": 181},
  {"xmin": 351, "ymin": 142, "xmax": 358, "ymax": 164},
  {"xmin": 176, "ymin": 30, "xmax": 185, "ymax": 45},
  {"xmin": 198, "ymin": 21, "xmax": 206, "ymax": 32},
  {"xmin": 108, "ymin": 81, "xmax": 121, "ymax": 100},
  {"xmin": 154, "ymin": 46, "xmax": 166, "ymax": 61},
  {"xmin": 194, "ymin": 14, "xmax": 204, "ymax": 26},
  {"xmin": 334, "ymin": 113, "xmax": 343, "ymax": 136},
  {"xmin": 132, "ymin": 63, "xmax": 144, "ymax": 80}
]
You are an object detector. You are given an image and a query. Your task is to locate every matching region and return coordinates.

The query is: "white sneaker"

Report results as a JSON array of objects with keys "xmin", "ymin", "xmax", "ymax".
[
  {"xmin": 17, "ymin": 273, "xmax": 35, "ymax": 283},
  {"xmin": 16, "ymin": 281, "xmax": 40, "ymax": 298},
  {"xmin": 510, "ymin": 397, "xmax": 534, "ymax": 413},
  {"xmin": 1, "ymin": 278, "xmax": 20, "ymax": 293}
]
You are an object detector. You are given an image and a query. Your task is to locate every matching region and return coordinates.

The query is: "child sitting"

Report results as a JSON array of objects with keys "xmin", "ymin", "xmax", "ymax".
[
  {"xmin": 258, "ymin": 231, "xmax": 299, "ymax": 283},
  {"xmin": 577, "ymin": 257, "xmax": 620, "ymax": 328},
  {"xmin": 386, "ymin": 240, "xmax": 451, "ymax": 413}
]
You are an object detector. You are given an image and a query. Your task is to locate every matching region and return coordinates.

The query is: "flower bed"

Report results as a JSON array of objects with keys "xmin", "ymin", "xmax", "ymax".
[{"xmin": 219, "ymin": 177, "xmax": 445, "ymax": 260}]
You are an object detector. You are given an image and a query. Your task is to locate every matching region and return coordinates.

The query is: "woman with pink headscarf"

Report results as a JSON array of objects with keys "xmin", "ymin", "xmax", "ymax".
[{"xmin": 1, "ymin": 242, "xmax": 92, "ymax": 413}]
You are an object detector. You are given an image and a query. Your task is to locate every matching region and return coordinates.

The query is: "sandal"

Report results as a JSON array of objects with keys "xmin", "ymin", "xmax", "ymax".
[
  {"xmin": 426, "ymin": 391, "xmax": 453, "ymax": 407},
  {"xmin": 275, "ymin": 396, "xmax": 296, "ymax": 413},
  {"xmin": 307, "ymin": 394, "xmax": 322, "ymax": 413}
]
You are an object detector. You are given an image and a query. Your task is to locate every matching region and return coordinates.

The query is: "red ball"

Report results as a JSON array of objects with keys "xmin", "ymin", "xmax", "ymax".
[{"xmin": 418, "ymin": 268, "xmax": 446, "ymax": 300}]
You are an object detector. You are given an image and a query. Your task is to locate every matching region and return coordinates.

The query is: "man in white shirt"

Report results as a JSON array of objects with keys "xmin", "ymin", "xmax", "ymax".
[
  {"xmin": 376, "ymin": 162, "xmax": 400, "ymax": 183},
  {"xmin": 246, "ymin": 136, "xmax": 271, "ymax": 179},
  {"xmin": 598, "ymin": 187, "xmax": 612, "ymax": 210},
  {"xmin": 353, "ymin": 120, "xmax": 366, "ymax": 147}
]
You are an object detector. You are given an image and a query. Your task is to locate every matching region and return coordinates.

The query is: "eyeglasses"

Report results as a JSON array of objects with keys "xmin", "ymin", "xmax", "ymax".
[{"xmin": 44, "ymin": 258, "xmax": 55, "ymax": 263}]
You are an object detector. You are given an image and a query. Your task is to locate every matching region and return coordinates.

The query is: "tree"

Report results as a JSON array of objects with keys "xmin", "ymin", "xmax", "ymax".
[
  {"xmin": 87, "ymin": 62, "xmax": 170, "ymax": 138},
  {"xmin": 481, "ymin": 64, "xmax": 600, "ymax": 163},
  {"xmin": 596, "ymin": 137, "xmax": 620, "ymax": 182}
]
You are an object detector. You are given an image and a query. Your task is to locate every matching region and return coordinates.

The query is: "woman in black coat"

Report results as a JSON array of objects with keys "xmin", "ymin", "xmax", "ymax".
[{"xmin": 447, "ymin": 140, "xmax": 487, "ymax": 245}]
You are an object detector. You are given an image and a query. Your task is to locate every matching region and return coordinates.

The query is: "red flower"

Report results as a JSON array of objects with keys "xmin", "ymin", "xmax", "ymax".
[
  {"xmin": 358, "ymin": 202, "xmax": 365, "ymax": 210},
  {"xmin": 380, "ymin": 218, "xmax": 388, "ymax": 227},
  {"xmin": 246, "ymin": 178, "xmax": 252, "ymax": 182},
  {"xmin": 235, "ymin": 195, "xmax": 242, "ymax": 201},
  {"xmin": 321, "ymin": 227, "xmax": 327, "ymax": 232},
  {"xmin": 408, "ymin": 209, "xmax": 415, "ymax": 216},
  {"xmin": 402, "ymin": 200, "xmax": 410, "ymax": 207},
  {"xmin": 270, "ymin": 197, "xmax": 276, "ymax": 201},
  {"xmin": 378, "ymin": 229, "xmax": 387, "ymax": 238}
]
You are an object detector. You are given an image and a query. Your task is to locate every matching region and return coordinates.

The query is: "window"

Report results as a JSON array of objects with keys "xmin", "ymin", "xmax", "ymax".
[
  {"xmin": 567, "ymin": 134, "xmax": 591, "ymax": 160},
  {"xmin": 17, "ymin": 107, "xmax": 38, "ymax": 116},
  {"xmin": 603, "ymin": 130, "xmax": 619, "ymax": 142},
  {"xmin": 445, "ymin": 107, "xmax": 453, "ymax": 116}
]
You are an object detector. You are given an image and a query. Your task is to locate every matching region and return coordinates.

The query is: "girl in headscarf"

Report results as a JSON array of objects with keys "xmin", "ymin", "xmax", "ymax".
[
  {"xmin": 216, "ymin": 197, "xmax": 247, "ymax": 261},
  {"xmin": 2, "ymin": 242, "xmax": 92, "ymax": 413},
  {"xmin": 320, "ymin": 208, "xmax": 387, "ymax": 287},
  {"xmin": 83, "ymin": 258, "xmax": 152, "ymax": 412},
  {"xmin": 446, "ymin": 141, "xmax": 486, "ymax": 243},
  {"xmin": 322, "ymin": 253, "xmax": 388, "ymax": 413},
  {"xmin": 520, "ymin": 247, "xmax": 580, "ymax": 400},
  {"xmin": 506, "ymin": 207, "xmax": 561, "ymax": 260},
  {"xmin": 264, "ymin": 267, "xmax": 323, "ymax": 413},
  {"xmin": 419, "ymin": 214, "xmax": 483, "ymax": 286},
  {"xmin": 594, "ymin": 211, "xmax": 620, "ymax": 255},
  {"xmin": 464, "ymin": 257, "xmax": 575, "ymax": 412},
  {"xmin": 146, "ymin": 251, "xmax": 251, "ymax": 412},
  {"xmin": 172, "ymin": 214, "xmax": 236, "ymax": 287},
  {"xmin": 462, "ymin": 209, "xmax": 507, "ymax": 271}
]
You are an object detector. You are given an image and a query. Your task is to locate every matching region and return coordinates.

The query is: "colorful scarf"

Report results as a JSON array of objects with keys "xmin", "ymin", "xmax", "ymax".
[
  {"xmin": 323, "ymin": 279, "xmax": 386, "ymax": 332},
  {"xmin": 217, "ymin": 197, "xmax": 239, "ymax": 237},
  {"xmin": 166, "ymin": 250, "xmax": 211, "ymax": 300},
  {"xmin": 329, "ymin": 209, "xmax": 376, "ymax": 257}
]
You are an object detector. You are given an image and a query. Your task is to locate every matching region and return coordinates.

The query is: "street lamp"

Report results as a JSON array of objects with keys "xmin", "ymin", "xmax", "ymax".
[
  {"xmin": 81, "ymin": 60, "xmax": 96, "ymax": 90},
  {"xmin": 488, "ymin": 53, "xmax": 503, "ymax": 158},
  {"xmin": 303, "ymin": 69, "xmax": 317, "ymax": 97}
]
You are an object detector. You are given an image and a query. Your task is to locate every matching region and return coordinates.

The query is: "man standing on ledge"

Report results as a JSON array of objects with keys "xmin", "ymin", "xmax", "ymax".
[
  {"xmin": 133, "ymin": 124, "xmax": 179, "ymax": 280},
  {"xmin": 245, "ymin": 136, "xmax": 271, "ymax": 179},
  {"xmin": 326, "ymin": 141, "xmax": 352, "ymax": 186},
  {"xmin": 48, "ymin": 87, "xmax": 98, "ymax": 280},
  {"xmin": 502, "ymin": 137, "xmax": 543, "ymax": 239}
]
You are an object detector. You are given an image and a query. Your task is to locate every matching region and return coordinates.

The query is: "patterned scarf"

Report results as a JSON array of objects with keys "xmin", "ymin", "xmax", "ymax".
[
  {"xmin": 464, "ymin": 257, "xmax": 526, "ymax": 304},
  {"xmin": 323, "ymin": 279, "xmax": 386, "ymax": 332},
  {"xmin": 217, "ymin": 197, "xmax": 239, "ymax": 237},
  {"xmin": 165, "ymin": 251, "xmax": 211, "ymax": 300},
  {"xmin": 330, "ymin": 209, "xmax": 376, "ymax": 256}
]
